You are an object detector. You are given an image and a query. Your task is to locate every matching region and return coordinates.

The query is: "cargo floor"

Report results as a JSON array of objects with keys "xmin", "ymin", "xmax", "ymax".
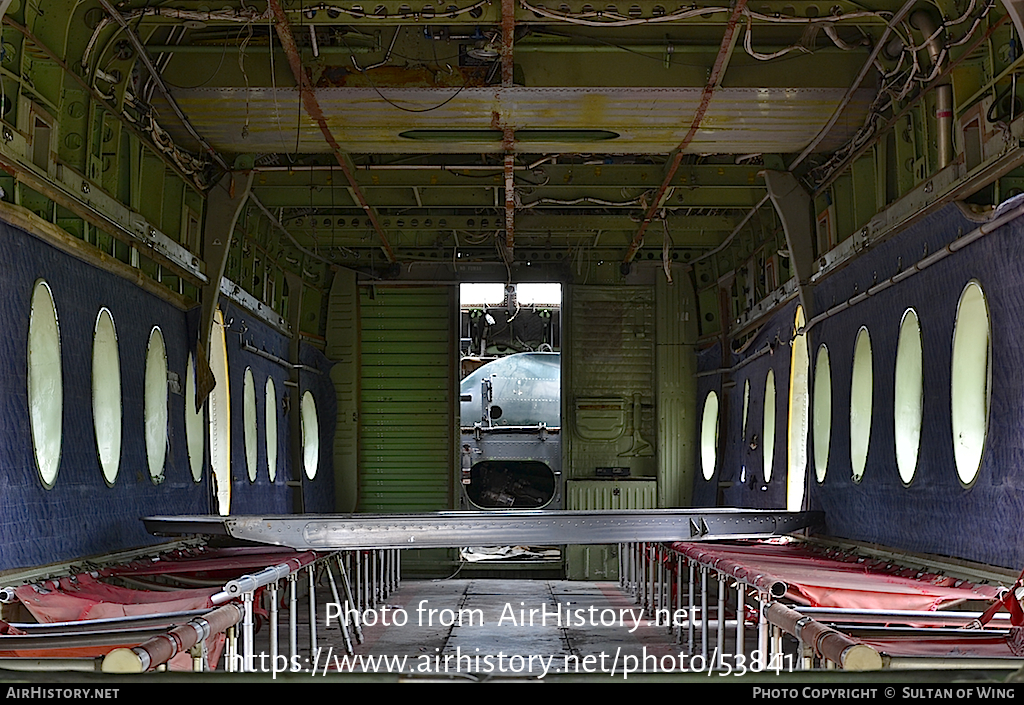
[{"xmin": 272, "ymin": 579, "xmax": 685, "ymax": 679}]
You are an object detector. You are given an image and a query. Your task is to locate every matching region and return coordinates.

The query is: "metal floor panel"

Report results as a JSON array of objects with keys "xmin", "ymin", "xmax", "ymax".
[{"xmin": 144, "ymin": 509, "xmax": 823, "ymax": 550}]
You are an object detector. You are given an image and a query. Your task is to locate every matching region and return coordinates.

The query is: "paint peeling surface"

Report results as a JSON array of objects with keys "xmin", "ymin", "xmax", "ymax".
[{"xmin": 168, "ymin": 87, "xmax": 872, "ymax": 153}]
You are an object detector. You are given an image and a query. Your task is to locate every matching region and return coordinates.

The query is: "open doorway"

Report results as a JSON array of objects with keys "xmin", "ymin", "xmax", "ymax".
[{"xmin": 458, "ymin": 283, "xmax": 562, "ymax": 510}]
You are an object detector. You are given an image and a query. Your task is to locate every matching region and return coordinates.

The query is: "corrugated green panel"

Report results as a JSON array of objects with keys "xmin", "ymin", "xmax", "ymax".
[
  {"xmin": 362, "ymin": 342, "xmax": 450, "ymax": 355},
  {"xmin": 362, "ymin": 319, "xmax": 451, "ymax": 331},
  {"xmin": 359, "ymin": 287, "xmax": 453, "ymax": 513},
  {"xmin": 363, "ymin": 330, "xmax": 452, "ymax": 342},
  {"xmin": 360, "ymin": 379, "xmax": 449, "ymax": 392}
]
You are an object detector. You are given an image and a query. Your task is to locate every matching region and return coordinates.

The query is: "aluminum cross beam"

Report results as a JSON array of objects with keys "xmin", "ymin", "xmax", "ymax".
[{"xmin": 144, "ymin": 509, "xmax": 823, "ymax": 551}]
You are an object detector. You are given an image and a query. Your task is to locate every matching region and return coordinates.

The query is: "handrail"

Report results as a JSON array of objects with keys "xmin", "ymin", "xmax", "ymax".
[
  {"xmin": 764, "ymin": 601, "xmax": 882, "ymax": 671},
  {"xmin": 101, "ymin": 603, "xmax": 243, "ymax": 673}
]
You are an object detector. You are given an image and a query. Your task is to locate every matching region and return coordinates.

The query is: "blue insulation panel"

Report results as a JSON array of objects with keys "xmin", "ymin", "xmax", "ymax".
[
  {"xmin": 0, "ymin": 221, "xmax": 334, "ymax": 571},
  {"xmin": 693, "ymin": 203, "xmax": 1024, "ymax": 569}
]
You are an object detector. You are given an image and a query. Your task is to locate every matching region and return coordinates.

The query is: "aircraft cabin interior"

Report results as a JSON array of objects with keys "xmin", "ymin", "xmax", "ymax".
[{"xmin": 1, "ymin": 0, "xmax": 1024, "ymax": 681}]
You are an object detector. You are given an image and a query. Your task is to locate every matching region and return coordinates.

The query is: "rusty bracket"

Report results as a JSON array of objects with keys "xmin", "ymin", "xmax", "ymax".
[
  {"xmin": 268, "ymin": 0, "xmax": 397, "ymax": 264},
  {"xmin": 623, "ymin": 0, "xmax": 749, "ymax": 267}
]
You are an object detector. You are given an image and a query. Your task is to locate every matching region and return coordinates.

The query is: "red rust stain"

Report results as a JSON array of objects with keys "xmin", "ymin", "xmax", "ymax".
[
  {"xmin": 317, "ymin": 65, "xmax": 487, "ymax": 88},
  {"xmin": 490, "ymin": 111, "xmax": 501, "ymax": 130}
]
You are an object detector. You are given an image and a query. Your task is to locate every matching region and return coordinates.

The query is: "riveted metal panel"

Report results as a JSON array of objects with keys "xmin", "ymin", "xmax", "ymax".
[
  {"xmin": 564, "ymin": 478, "xmax": 657, "ymax": 579},
  {"xmin": 326, "ymin": 269, "xmax": 360, "ymax": 512},
  {"xmin": 655, "ymin": 275, "xmax": 699, "ymax": 508},
  {"xmin": 358, "ymin": 287, "xmax": 454, "ymax": 512},
  {"xmin": 172, "ymin": 87, "xmax": 873, "ymax": 155},
  {"xmin": 566, "ymin": 286, "xmax": 656, "ymax": 480},
  {"xmin": 566, "ymin": 479, "xmax": 658, "ymax": 510}
]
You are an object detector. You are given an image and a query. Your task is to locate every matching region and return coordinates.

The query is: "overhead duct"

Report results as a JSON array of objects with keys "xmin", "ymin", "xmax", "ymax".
[{"xmin": 911, "ymin": 10, "xmax": 953, "ymax": 169}]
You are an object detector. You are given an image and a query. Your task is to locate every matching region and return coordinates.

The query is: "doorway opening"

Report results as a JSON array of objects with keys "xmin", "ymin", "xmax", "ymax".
[{"xmin": 458, "ymin": 282, "xmax": 562, "ymax": 511}]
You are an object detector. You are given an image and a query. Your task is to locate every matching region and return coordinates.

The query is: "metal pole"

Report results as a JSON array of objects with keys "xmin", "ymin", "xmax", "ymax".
[
  {"xmin": 288, "ymin": 573, "xmax": 298, "ymax": 659},
  {"xmin": 269, "ymin": 581, "xmax": 279, "ymax": 669},
  {"xmin": 700, "ymin": 566, "xmax": 708, "ymax": 661},
  {"xmin": 628, "ymin": 543, "xmax": 635, "ymax": 597},
  {"xmin": 649, "ymin": 545, "xmax": 656, "ymax": 615},
  {"xmin": 758, "ymin": 594, "xmax": 769, "ymax": 670},
  {"xmin": 372, "ymin": 550, "xmax": 379, "ymax": 608},
  {"xmin": 716, "ymin": 574, "xmax": 726, "ymax": 668},
  {"xmin": 242, "ymin": 591, "xmax": 254, "ymax": 672},
  {"xmin": 618, "ymin": 543, "xmax": 624, "ymax": 589},
  {"xmin": 675, "ymin": 554, "xmax": 682, "ymax": 641},
  {"xmin": 687, "ymin": 561, "xmax": 695, "ymax": 653},
  {"xmin": 736, "ymin": 584, "xmax": 745, "ymax": 661},
  {"xmin": 655, "ymin": 544, "xmax": 662, "ymax": 618},
  {"xmin": 325, "ymin": 559, "xmax": 354, "ymax": 654},
  {"xmin": 362, "ymin": 552, "xmax": 369, "ymax": 610},
  {"xmin": 636, "ymin": 543, "xmax": 644, "ymax": 606},
  {"xmin": 308, "ymin": 564, "xmax": 318, "ymax": 656},
  {"xmin": 336, "ymin": 553, "xmax": 364, "ymax": 644}
]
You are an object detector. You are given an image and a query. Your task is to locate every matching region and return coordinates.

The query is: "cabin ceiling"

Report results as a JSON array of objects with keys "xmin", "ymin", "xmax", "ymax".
[
  {"xmin": 5, "ymin": 0, "xmax": 1006, "ymax": 295},
  {"xmin": 60, "ymin": 0, "xmax": 899, "ymax": 264}
]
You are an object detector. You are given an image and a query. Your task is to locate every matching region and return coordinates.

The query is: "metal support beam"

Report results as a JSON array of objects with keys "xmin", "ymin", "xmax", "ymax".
[
  {"xmin": 198, "ymin": 172, "xmax": 254, "ymax": 407},
  {"xmin": 144, "ymin": 509, "xmax": 823, "ymax": 550},
  {"xmin": 285, "ymin": 270, "xmax": 305, "ymax": 514},
  {"xmin": 764, "ymin": 170, "xmax": 815, "ymax": 317},
  {"xmin": 268, "ymin": 0, "xmax": 396, "ymax": 263},
  {"xmin": 623, "ymin": 0, "xmax": 749, "ymax": 267}
]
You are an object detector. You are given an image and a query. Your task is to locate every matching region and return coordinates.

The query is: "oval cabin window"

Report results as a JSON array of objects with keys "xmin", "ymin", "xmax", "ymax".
[
  {"xmin": 302, "ymin": 391, "xmax": 319, "ymax": 480},
  {"xmin": 145, "ymin": 327, "xmax": 168, "ymax": 484},
  {"xmin": 243, "ymin": 367, "xmax": 258, "ymax": 483},
  {"xmin": 850, "ymin": 327, "xmax": 873, "ymax": 483},
  {"xmin": 895, "ymin": 309, "xmax": 923, "ymax": 485},
  {"xmin": 763, "ymin": 369, "xmax": 776, "ymax": 483},
  {"xmin": 93, "ymin": 308, "xmax": 121, "ymax": 486},
  {"xmin": 700, "ymin": 390, "xmax": 719, "ymax": 481},
  {"xmin": 266, "ymin": 377, "xmax": 278, "ymax": 483},
  {"xmin": 28, "ymin": 280, "xmax": 62, "ymax": 488},
  {"xmin": 951, "ymin": 281, "xmax": 991, "ymax": 486},
  {"xmin": 813, "ymin": 344, "xmax": 831, "ymax": 484}
]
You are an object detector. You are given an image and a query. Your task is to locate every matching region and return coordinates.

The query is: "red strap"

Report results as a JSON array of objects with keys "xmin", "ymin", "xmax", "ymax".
[{"xmin": 975, "ymin": 566, "xmax": 1024, "ymax": 628}]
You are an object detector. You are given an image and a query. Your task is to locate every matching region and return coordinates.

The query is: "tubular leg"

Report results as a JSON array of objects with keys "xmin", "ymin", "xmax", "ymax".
[
  {"xmin": 758, "ymin": 594, "xmax": 769, "ymax": 670},
  {"xmin": 675, "ymin": 555, "xmax": 682, "ymax": 642},
  {"xmin": 325, "ymin": 558, "xmax": 354, "ymax": 655},
  {"xmin": 270, "ymin": 582, "xmax": 279, "ymax": 668},
  {"xmin": 337, "ymin": 554, "xmax": 364, "ymax": 644},
  {"xmin": 242, "ymin": 591, "xmax": 254, "ymax": 672},
  {"xmin": 687, "ymin": 562, "xmax": 695, "ymax": 654},
  {"xmin": 308, "ymin": 564, "xmax": 318, "ymax": 655},
  {"xmin": 700, "ymin": 566, "xmax": 708, "ymax": 661},
  {"xmin": 716, "ymin": 575, "xmax": 725, "ymax": 668},
  {"xmin": 736, "ymin": 584, "xmax": 745, "ymax": 660},
  {"xmin": 288, "ymin": 573, "xmax": 298, "ymax": 659},
  {"xmin": 648, "ymin": 544, "xmax": 656, "ymax": 615}
]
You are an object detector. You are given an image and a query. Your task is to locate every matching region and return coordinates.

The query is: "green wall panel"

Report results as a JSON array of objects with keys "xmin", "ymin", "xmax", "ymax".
[
  {"xmin": 358, "ymin": 287, "xmax": 454, "ymax": 512},
  {"xmin": 326, "ymin": 269, "xmax": 360, "ymax": 512}
]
